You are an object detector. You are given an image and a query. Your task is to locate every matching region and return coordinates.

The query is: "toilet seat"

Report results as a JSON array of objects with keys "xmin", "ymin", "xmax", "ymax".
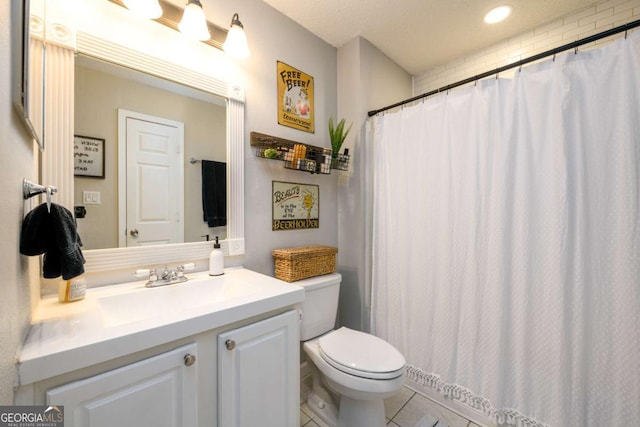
[{"xmin": 318, "ymin": 327, "xmax": 405, "ymax": 380}]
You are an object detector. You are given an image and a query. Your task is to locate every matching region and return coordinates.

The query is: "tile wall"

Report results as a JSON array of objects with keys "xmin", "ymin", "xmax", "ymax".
[{"xmin": 414, "ymin": 0, "xmax": 640, "ymax": 94}]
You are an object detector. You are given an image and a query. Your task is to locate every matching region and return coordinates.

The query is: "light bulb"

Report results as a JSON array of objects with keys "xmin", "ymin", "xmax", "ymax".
[
  {"xmin": 178, "ymin": 1, "xmax": 210, "ymax": 41},
  {"xmin": 223, "ymin": 14, "xmax": 250, "ymax": 58},
  {"xmin": 122, "ymin": 0, "xmax": 162, "ymax": 20}
]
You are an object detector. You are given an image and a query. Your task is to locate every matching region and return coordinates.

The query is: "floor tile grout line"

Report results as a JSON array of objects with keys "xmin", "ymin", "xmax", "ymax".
[
  {"xmin": 302, "ymin": 385, "xmax": 474, "ymax": 427},
  {"xmin": 389, "ymin": 390, "xmax": 417, "ymax": 423},
  {"xmin": 300, "ymin": 404, "xmax": 312, "ymax": 418}
]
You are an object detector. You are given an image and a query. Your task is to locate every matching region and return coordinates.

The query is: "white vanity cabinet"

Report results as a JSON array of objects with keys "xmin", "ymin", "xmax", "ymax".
[
  {"xmin": 218, "ymin": 309, "xmax": 298, "ymax": 427},
  {"xmin": 18, "ymin": 310, "xmax": 299, "ymax": 427},
  {"xmin": 45, "ymin": 343, "xmax": 198, "ymax": 427},
  {"xmin": 16, "ymin": 269, "xmax": 304, "ymax": 427}
]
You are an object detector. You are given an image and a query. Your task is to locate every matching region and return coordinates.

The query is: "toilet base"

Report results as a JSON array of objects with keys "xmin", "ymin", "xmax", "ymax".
[
  {"xmin": 337, "ymin": 395, "xmax": 386, "ymax": 427},
  {"xmin": 306, "ymin": 390, "xmax": 387, "ymax": 427},
  {"xmin": 306, "ymin": 390, "xmax": 338, "ymax": 426}
]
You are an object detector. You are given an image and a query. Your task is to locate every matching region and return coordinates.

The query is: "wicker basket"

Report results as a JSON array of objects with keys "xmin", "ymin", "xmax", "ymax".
[{"xmin": 272, "ymin": 245, "xmax": 338, "ymax": 282}]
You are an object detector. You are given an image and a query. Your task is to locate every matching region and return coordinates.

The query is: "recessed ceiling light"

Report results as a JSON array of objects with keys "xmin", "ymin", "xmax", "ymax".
[{"xmin": 484, "ymin": 5, "xmax": 512, "ymax": 24}]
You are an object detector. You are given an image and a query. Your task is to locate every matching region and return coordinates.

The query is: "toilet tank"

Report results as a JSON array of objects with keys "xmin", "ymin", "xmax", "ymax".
[{"xmin": 297, "ymin": 273, "xmax": 341, "ymax": 341}]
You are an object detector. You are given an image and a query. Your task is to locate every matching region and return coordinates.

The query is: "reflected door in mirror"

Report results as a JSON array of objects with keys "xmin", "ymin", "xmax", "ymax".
[{"xmin": 123, "ymin": 111, "xmax": 184, "ymax": 247}]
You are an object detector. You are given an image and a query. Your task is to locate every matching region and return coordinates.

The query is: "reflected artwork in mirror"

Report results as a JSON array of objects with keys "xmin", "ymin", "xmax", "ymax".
[{"xmin": 74, "ymin": 55, "xmax": 227, "ymax": 250}]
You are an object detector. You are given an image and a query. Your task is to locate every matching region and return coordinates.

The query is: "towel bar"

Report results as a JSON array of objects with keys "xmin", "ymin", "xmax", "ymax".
[{"xmin": 23, "ymin": 178, "xmax": 57, "ymax": 212}]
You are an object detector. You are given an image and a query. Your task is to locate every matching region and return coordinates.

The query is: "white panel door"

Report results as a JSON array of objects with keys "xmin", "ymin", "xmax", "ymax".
[
  {"xmin": 46, "ymin": 343, "xmax": 198, "ymax": 427},
  {"xmin": 218, "ymin": 310, "xmax": 299, "ymax": 427},
  {"xmin": 120, "ymin": 110, "xmax": 184, "ymax": 247}
]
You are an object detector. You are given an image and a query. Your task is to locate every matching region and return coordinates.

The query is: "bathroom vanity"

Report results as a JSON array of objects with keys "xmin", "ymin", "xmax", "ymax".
[
  {"xmin": 15, "ymin": 268, "xmax": 304, "ymax": 427},
  {"xmin": 15, "ymin": 3, "xmax": 299, "ymax": 424}
]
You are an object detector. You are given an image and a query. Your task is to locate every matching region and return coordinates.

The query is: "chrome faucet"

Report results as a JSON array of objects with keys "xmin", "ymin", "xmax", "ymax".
[
  {"xmin": 134, "ymin": 263, "xmax": 195, "ymax": 288},
  {"xmin": 161, "ymin": 266, "xmax": 178, "ymax": 282}
]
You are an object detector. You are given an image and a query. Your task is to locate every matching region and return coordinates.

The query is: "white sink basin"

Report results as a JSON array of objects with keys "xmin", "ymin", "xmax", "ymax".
[
  {"xmin": 19, "ymin": 267, "xmax": 304, "ymax": 386},
  {"xmin": 99, "ymin": 274, "xmax": 263, "ymax": 327}
]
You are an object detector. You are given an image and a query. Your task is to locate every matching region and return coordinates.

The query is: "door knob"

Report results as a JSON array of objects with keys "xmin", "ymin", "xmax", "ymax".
[
  {"xmin": 130, "ymin": 229, "xmax": 139, "ymax": 237},
  {"xmin": 225, "ymin": 339, "xmax": 236, "ymax": 350},
  {"xmin": 184, "ymin": 354, "xmax": 196, "ymax": 366}
]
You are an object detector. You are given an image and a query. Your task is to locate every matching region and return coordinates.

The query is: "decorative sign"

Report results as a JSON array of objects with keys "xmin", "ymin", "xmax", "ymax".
[
  {"xmin": 277, "ymin": 61, "xmax": 314, "ymax": 133},
  {"xmin": 272, "ymin": 181, "xmax": 319, "ymax": 230},
  {"xmin": 74, "ymin": 135, "xmax": 105, "ymax": 178}
]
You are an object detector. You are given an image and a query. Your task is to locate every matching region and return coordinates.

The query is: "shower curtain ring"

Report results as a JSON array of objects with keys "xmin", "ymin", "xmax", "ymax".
[{"xmin": 625, "ymin": 29, "xmax": 628, "ymax": 39}]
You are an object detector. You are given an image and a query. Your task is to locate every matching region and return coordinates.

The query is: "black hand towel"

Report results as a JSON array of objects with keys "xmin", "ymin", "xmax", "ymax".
[
  {"xmin": 20, "ymin": 203, "xmax": 86, "ymax": 280},
  {"xmin": 201, "ymin": 160, "xmax": 227, "ymax": 227}
]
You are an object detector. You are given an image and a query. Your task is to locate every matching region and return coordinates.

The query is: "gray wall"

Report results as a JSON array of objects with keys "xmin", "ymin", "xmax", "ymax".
[
  {"xmin": 0, "ymin": 0, "xmax": 42, "ymax": 403},
  {"xmin": 214, "ymin": 0, "xmax": 340, "ymax": 275},
  {"xmin": 336, "ymin": 38, "xmax": 413, "ymax": 332}
]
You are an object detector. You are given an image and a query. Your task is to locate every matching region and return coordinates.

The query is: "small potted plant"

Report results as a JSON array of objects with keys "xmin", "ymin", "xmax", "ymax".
[{"xmin": 329, "ymin": 117, "xmax": 352, "ymax": 161}]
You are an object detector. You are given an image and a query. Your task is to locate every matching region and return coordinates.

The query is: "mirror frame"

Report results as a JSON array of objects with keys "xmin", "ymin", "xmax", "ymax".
[
  {"xmin": 12, "ymin": 0, "xmax": 45, "ymax": 150},
  {"xmin": 76, "ymin": 32, "xmax": 245, "ymax": 272}
]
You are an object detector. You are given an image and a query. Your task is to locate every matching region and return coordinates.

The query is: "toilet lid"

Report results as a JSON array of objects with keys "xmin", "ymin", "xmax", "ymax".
[{"xmin": 318, "ymin": 327, "xmax": 405, "ymax": 380}]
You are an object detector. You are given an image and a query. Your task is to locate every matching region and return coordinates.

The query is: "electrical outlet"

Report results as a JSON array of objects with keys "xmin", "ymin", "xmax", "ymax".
[{"xmin": 83, "ymin": 191, "xmax": 101, "ymax": 204}]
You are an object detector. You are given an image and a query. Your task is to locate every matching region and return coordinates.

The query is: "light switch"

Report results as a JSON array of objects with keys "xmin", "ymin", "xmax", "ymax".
[{"xmin": 83, "ymin": 191, "xmax": 101, "ymax": 205}]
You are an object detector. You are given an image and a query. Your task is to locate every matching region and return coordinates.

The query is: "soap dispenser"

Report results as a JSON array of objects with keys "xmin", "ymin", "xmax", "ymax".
[{"xmin": 209, "ymin": 236, "xmax": 224, "ymax": 276}]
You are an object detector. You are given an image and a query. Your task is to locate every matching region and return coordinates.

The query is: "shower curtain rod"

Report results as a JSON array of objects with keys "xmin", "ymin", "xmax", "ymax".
[{"xmin": 367, "ymin": 18, "xmax": 640, "ymax": 117}]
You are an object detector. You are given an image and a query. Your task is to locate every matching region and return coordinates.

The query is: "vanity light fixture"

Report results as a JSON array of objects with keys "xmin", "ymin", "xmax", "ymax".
[
  {"xmin": 109, "ymin": 0, "xmax": 249, "ymax": 56},
  {"xmin": 178, "ymin": 0, "xmax": 211, "ymax": 41},
  {"xmin": 122, "ymin": 0, "xmax": 162, "ymax": 19},
  {"xmin": 223, "ymin": 13, "xmax": 250, "ymax": 58},
  {"xmin": 484, "ymin": 5, "xmax": 512, "ymax": 24}
]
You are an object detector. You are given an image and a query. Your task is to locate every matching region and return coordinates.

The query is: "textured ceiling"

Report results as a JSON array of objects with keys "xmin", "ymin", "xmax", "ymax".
[{"xmin": 261, "ymin": 0, "xmax": 600, "ymax": 75}]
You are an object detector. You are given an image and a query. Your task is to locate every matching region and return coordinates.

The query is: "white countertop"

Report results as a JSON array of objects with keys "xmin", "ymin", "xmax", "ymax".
[{"xmin": 17, "ymin": 267, "xmax": 304, "ymax": 386}]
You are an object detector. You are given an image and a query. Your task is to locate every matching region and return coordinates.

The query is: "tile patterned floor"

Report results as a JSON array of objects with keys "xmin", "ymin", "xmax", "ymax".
[{"xmin": 300, "ymin": 386, "xmax": 482, "ymax": 427}]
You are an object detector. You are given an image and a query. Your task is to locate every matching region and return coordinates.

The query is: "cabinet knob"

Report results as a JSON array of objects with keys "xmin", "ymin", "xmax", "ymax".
[
  {"xmin": 130, "ymin": 229, "xmax": 139, "ymax": 237},
  {"xmin": 184, "ymin": 354, "xmax": 196, "ymax": 366},
  {"xmin": 225, "ymin": 339, "xmax": 236, "ymax": 351}
]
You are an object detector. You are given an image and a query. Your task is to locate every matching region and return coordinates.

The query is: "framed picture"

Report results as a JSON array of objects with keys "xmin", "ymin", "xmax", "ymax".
[
  {"xmin": 74, "ymin": 135, "xmax": 105, "ymax": 178},
  {"xmin": 272, "ymin": 181, "xmax": 319, "ymax": 230},
  {"xmin": 277, "ymin": 61, "xmax": 314, "ymax": 133}
]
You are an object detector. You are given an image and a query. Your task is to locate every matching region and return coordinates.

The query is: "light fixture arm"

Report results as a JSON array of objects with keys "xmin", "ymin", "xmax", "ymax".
[{"xmin": 230, "ymin": 13, "xmax": 244, "ymax": 28}]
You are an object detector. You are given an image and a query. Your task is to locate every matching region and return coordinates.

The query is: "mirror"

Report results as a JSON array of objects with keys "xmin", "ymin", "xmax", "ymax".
[
  {"xmin": 12, "ymin": 0, "xmax": 45, "ymax": 149},
  {"xmin": 74, "ymin": 54, "xmax": 227, "ymax": 250},
  {"xmin": 59, "ymin": 0, "xmax": 246, "ymax": 273}
]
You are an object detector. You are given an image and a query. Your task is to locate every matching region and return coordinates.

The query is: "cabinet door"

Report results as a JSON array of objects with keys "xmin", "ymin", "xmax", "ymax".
[
  {"xmin": 46, "ymin": 343, "xmax": 198, "ymax": 427},
  {"xmin": 218, "ymin": 310, "xmax": 299, "ymax": 427}
]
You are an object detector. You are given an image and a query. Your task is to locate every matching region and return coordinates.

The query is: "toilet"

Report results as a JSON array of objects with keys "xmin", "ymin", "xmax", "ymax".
[{"xmin": 298, "ymin": 273, "xmax": 406, "ymax": 427}]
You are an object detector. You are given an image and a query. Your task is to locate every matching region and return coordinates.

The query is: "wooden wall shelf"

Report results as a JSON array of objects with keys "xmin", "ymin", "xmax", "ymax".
[{"xmin": 250, "ymin": 132, "xmax": 349, "ymax": 174}]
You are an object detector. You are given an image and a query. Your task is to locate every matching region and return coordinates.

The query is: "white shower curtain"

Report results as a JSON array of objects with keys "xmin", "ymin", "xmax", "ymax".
[{"xmin": 370, "ymin": 32, "xmax": 640, "ymax": 427}]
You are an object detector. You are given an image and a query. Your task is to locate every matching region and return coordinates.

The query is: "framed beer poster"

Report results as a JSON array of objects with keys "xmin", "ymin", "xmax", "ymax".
[
  {"xmin": 272, "ymin": 181, "xmax": 319, "ymax": 230},
  {"xmin": 277, "ymin": 61, "xmax": 314, "ymax": 133}
]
